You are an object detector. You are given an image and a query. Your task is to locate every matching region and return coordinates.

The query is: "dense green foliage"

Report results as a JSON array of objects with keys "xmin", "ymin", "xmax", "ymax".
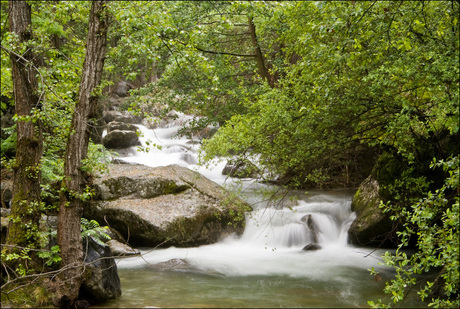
[
  {"xmin": 370, "ymin": 157, "xmax": 458, "ymax": 308},
  {"xmin": 1, "ymin": 1, "xmax": 458, "ymax": 308}
]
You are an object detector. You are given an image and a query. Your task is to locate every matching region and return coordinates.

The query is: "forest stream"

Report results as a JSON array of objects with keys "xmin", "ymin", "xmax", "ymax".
[{"xmin": 96, "ymin": 114, "xmax": 424, "ymax": 308}]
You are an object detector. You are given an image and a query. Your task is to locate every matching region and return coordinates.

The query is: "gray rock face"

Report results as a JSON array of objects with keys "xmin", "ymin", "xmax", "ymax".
[
  {"xmin": 348, "ymin": 175, "xmax": 395, "ymax": 247},
  {"xmin": 107, "ymin": 239, "xmax": 140, "ymax": 257},
  {"xmin": 80, "ymin": 236, "xmax": 122, "ymax": 303},
  {"xmin": 85, "ymin": 164, "xmax": 250, "ymax": 247},
  {"xmin": 102, "ymin": 130, "xmax": 141, "ymax": 149}
]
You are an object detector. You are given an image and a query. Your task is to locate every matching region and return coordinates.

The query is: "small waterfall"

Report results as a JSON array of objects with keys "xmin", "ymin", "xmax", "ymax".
[
  {"xmin": 101, "ymin": 113, "xmax": 417, "ymax": 309},
  {"xmin": 114, "ymin": 113, "xmax": 384, "ymax": 279},
  {"xmin": 240, "ymin": 198, "xmax": 354, "ymax": 250}
]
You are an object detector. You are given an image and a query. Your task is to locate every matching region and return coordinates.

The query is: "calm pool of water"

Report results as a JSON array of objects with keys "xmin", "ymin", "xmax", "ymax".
[{"xmin": 97, "ymin": 253, "xmax": 424, "ymax": 308}]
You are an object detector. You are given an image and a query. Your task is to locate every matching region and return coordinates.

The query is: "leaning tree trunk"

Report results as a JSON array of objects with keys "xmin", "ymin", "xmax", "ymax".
[
  {"xmin": 55, "ymin": 1, "xmax": 109, "ymax": 307},
  {"xmin": 6, "ymin": 0, "xmax": 43, "ymax": 259},
  {"xmin": 248, "ymin": 16, "xmax": 274, "ymax": 88}
]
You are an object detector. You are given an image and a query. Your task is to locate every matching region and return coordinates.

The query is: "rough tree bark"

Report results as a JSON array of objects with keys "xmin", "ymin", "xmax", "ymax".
[
  {"xmin": 6, "ymin": 0, "xmax": 43, "ymax": 257},
  {"xmin": 248, "ymin": 16, "xmax": 274, "ymax": 88},
  {"xmin": 55, "ymin": 1, "xmax": 109, "ymax": 307}
]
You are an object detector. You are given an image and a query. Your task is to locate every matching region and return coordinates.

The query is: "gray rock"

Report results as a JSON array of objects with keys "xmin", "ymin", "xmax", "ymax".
[
  {"xmin": 106, "ymin": 121, "xmax": 138, "ymax": 133},
  {"xmin": 302, "ymin": 243, "xmax": 321, "ymax": 251},
  {"xmin": 348, "ymin": 175, "xmax": 395, "ymax": 247},
  {"xmin": 222, "ymin": 159, "xmax": 259, "ymax": 179},
  {"xmin": 103, "ymin": 111, "xmax": 143, "ymax": 125},
  {"xmin": 112, "ymin": 81, "xmax": 132, "ymax": 98},
  {"xmin": 84, "ymin": 164, "xmax": 251, "ymax": 247},
  {"xmin": 107, "ymin": 239, "xmax": 140, "ymax": 257},
  {"xmin": 153, "ymin": 258, "xmax": 196, "ymax": 272},
  {"xmin": 301, "ymin": 214, "xmax": 321, "ymax": 251},
  {"xmin": 1, "ymin": 188, "xmax": 12, "ymax": 208},
  {"xmin": 80, "ymin": 236, "xmax": 122, "ymax": 303},
  {"xmin": 301, "ymin": 214, "xmax": 318, "ymax": 242},
  {"xmin": 102, "ymin": 130, "xmax": 141, "ymax": 149}
]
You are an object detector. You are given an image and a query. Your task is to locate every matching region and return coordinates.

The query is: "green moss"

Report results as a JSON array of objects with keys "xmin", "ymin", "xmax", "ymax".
[
  {"xmin": 371, "ymin": 152, "xmax": 405, "ymax": 201},
  {"xmin": 1, "ymin": 280, "xmax": 54, "ymax": 308}
]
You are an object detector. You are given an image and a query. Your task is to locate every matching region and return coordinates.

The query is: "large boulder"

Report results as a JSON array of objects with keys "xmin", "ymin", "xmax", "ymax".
[
  {"xmin": 106, "ymin": 121, "xmax": 138, "ymax": 133},
  {"xmin": 85, "ymin": 164, "xmax": 250, "ymax": 247},
  {"xmin": 348, "ymin": 175, "xmax": 395, "ymax": 247},
  {"xmin": 79, "ymin": 236, "xmax": 122, "ymax": 304},
  {"xmin": 102, "ymin": 130, "xmax": 141, "ymax": 149}
]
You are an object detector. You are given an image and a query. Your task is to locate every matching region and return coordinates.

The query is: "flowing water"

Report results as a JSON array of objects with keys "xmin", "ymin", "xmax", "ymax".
[{"xmin": 98, "ymin": 113, "xmax": 424, "ymax": 308}]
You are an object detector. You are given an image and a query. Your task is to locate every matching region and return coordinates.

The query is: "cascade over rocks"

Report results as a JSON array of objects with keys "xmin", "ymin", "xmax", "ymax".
[
  {"xmin": 348, "ymin": 175, "xmax": 395, "ymax": 247},
  {"xmin": 102, "ymin": 110, "xmax": 143, "ymax": 125},
  {"xmin": 84, "ymin": 163, "xmax": 250, "ymax": 247},
  {"xmin": 301, "ymin": 214, "xmax": 321, "ymax": 251}
]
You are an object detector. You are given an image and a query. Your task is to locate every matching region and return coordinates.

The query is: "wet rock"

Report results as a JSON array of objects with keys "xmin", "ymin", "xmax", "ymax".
[
  {"xmin": 103, "ymin": 110, "xmax": 143, "ymax": 124},
  {"xmin": 301, "ymin": 214, "xmax": 321, "ymax": 251},
  {"xmin": 180, "ymin": 153, "xmax": 198, "ymax": 165},
  {"xmin": 145, "ymin": 110, "xmax": 181, "ymax": 129},
  {"xmin": 102, "ymin": 130, "xmax": 141, "ymax": 149},
  {"xmin": 302, "ymin": 243, "xmax": 321, "ymax": 251},
  {"xmin": 79, "ymin": 236, "xmax": 122, "ymax": 303},
  {"xmin": 107, "ymin": 239, "xmax": 140, "ymax": 257},
  {"xmin": 222, "ymin": 159, "xmax": 259, "ymax": 179},
  {"xmin": 347, "ymin": 175, "xmax": 395, "ymax": 247},
  {"xmin": 301, "ymin": 214, "xmax": 319, "ymax": 243},
  {"xmin": 84, "ymin": 164, "xmax": 251, "ymax": 247},
  {"xmin": 153, "ymin": 258, "xmax": 195, "ymax": 272},
  {"xmin": 106, "ymin": 121, "xmax": 138, "ymax": 133}
]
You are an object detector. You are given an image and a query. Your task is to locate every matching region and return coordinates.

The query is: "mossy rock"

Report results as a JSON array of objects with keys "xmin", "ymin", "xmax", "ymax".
[
  {"xmin": 222, "ymin": 159, "xmax": 259, "ymax": 179},
  {"xmin": 84, "ymin": 164, "xmax": 251, "ymax": 247},
  {"xmin": 348, "ymin": 175, "xmax": 396, "ymax": 247}
]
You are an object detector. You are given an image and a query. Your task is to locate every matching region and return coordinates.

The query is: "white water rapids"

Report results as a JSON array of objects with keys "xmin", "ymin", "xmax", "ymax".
[{"xmin": 99, "ymin": 113, "xmax": 423, "ymax": 308}]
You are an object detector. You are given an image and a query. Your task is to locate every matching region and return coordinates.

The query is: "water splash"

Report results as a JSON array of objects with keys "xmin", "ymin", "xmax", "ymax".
[{"xmin": 113, "ymin": 113, "xmax": 384, "ymax": 278}]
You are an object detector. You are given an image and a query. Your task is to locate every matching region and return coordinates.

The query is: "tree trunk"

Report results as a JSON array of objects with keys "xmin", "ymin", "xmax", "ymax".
[
  {"xmin": 248, "ymin": 16, "xmax": 274, "ymax": 88},
  {"xmin": 55, "ymin": 1, "xmax": 109, "ymax": 307},
  {"xmin": 6, "ymin": 0, "xmax": 43, "ymax": 258}
]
